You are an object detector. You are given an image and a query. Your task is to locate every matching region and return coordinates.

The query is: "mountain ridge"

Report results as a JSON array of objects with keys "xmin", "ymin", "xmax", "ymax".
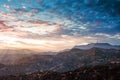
[
  {"xmin": 73, "ymin": 43, "xmax": 120, "ymax": 50},
  {"xmin": 0, "ymin": 63, "xmax": 119, "ymax": 80},
  {"xmin": 0, "ymin": 43, "xmax": 120, "ymax": 76}
]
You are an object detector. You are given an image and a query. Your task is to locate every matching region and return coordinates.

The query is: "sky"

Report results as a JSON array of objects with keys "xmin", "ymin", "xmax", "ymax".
[{"xmin": 0, "ymin": 0, "xmax": 120, "ymax": 52}]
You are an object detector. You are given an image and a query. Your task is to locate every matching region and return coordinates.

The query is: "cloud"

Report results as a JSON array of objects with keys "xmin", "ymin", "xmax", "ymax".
[
  {"xmin": 0, "ymin": 34, "xmax": 96, "ymax": 51},
  {"xmin": 0, "ymin": 0, "xmax": 120, "ymax": 51}
]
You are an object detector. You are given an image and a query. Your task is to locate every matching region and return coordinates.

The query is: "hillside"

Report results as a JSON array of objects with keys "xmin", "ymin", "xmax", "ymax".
[
  {"xmin": 0, "ymin": 63, "xmax": 119, "ymax": 80},
  {"xmin": 0, "ymin": 47, "xmax": 120, "ymax": 75}
]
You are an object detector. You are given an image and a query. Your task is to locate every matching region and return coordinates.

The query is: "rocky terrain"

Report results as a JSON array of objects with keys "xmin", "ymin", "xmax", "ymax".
[
  {"xmin": 0, "ymin": 63, "xmax": 119, "ymax": 80},
  {"xmin": 0, "ymin": 43, "xmax": 120, "ymax": 76}
]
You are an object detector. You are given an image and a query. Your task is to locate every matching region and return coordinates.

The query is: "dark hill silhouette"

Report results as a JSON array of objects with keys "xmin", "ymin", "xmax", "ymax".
[
  {"xmin": 0, "ymin": 46, "xmax": 120, "ymax": 76},
  {"xmin": 0, "ymin": 63, "xmax": 119, "ymax": 80}
]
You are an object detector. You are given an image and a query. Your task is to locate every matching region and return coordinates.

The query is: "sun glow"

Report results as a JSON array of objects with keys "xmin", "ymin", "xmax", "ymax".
[
  {"xmin": 0, "ymin": 17, "xmax": 98, "ymax": 52},
  {"xmin": 0, "ymin": 32, "xmax": 91, "ymax": 52}
]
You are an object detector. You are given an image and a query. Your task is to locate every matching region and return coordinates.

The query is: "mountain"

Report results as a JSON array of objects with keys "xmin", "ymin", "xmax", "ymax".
[
  {"xmin": 0, "ymin": 49, "xmax": 39, "ymax": 65},
  {"xmin": 0, "ymin": 64, "xmax": 5, "ymax": 69},
  {"xmin": 74, "ymin": 43, "xmax": 120, "ymax": 50},
  {"xmin": 0, "ymin": 49, "xmax": 57, "ymax": 65},
  {"xmin": 0, "ymin": 47, "xmax": 119, "ymax": 76},
  {"xmin": 0, "ymin": 63, "xmax": 119, "ymax": 80},
  {"xmin": 52, "ymin": 47, "xmax": 120, "ymax": 72}
]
